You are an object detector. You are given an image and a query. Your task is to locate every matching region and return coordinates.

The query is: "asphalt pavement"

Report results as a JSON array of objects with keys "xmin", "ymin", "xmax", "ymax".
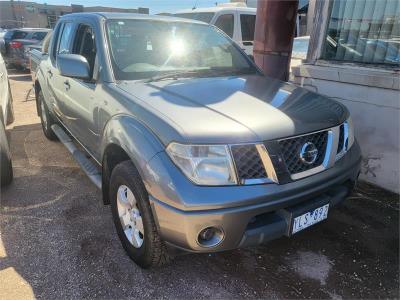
[{"xmin": 0, "ymin": 70, "xmax": 399, "ymax": 299}]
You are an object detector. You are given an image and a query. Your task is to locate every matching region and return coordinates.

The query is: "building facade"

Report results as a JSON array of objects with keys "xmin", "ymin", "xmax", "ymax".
[
  {"xmin": 0, "ymin": 1, "xmax": 149, "ymax": 29},
  {"xmin": 292, "ymin": 0, "xmax": 400, "ymax": 193}
]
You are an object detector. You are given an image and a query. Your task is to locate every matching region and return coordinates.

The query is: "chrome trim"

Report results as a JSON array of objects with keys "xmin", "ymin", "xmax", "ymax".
[
  {"xmin": 290, "ymin": 126, "xmax": 340, "ymax": 181},
  {"xmin": 255, "ymin": 144, "xmax": 279, "ymax": 184},
  {"xmin": 278, "ymin": 126, "xmax": 334, "ymax": 142},
  {"xmin": 336, "ymin": 122, "xmax": 349, "ymax": 161},
  {"xmin": 226, "ymin": 145, "xmax": 240, "ymax": 185},
  {"xmin": 242, "ymin": 178, "xmax": 276, "ymax": 185},
  {"xmin": 229, "ymin": 143, "xmax": 275, "ymax": 186}
]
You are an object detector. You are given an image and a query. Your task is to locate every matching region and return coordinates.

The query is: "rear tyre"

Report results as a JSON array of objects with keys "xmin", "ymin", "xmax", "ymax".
[
  {"xmin": 0, "ymin": 120, "xmax": 13, "ymax": 187},
  {"xmin": 38, "ymin": 90, "xmax": 57, "ymax": 141},
  {"xmin": 110, "ymin": 160, "xmax": 170, "ymax": 268},
  {"xmin": 6, "ymin": 82, "xmax": 14, "ymax": 125}
]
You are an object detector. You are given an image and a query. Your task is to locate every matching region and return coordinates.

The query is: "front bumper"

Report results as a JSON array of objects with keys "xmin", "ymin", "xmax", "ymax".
[{"xmin": 146, "ymin": 142, "xmax": 361, "ymax": 252}]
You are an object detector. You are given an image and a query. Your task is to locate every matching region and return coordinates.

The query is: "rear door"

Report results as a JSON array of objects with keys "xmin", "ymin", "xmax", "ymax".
[
  {"xmin": 46, "ymin": 21, "xmax": 75, "ymax": 125},
  {"xmin": 0, "ymin": 54, "xmax": 8, "ymax": 121}
]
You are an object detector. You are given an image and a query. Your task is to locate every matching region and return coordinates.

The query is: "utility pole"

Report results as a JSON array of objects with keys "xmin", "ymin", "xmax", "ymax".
[{"xmin": 253, "ymin": 0, "xmax": 299, "ymax": 81}]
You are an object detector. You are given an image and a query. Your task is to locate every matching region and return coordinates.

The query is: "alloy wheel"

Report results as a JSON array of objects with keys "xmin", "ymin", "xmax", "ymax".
[{"xmin": 117, "ymin": 185, "xmax": 145, "ymax": 248}]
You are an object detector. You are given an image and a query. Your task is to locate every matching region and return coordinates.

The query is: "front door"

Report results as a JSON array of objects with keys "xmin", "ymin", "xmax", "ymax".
[{"xmin": 56, "ymin": 23, "xmax": 100, "ymax": 157}]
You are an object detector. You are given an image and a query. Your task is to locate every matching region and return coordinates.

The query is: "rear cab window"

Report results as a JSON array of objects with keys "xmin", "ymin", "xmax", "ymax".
[{"xmin": 5, "ymin": 30, "xmax": 27, "ymax": 40}]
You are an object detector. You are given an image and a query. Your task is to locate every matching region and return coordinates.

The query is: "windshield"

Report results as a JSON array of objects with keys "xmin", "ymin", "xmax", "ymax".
[
  {"xmin": 173, "ymin": 12, "xmax": 215, "ymax": 23},
  {"xmin": 106, "ymin": 19, "xmax": 255, "ymax": 81}
]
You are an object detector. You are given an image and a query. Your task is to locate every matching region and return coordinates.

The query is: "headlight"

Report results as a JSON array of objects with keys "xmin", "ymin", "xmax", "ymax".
[
  {"xmin": 346, "ymin": 116, "xmax": 355, "ymax": 150},
  {"xmin": 166, "ymin": 143, "xmax": 237, "ymax": 185}
]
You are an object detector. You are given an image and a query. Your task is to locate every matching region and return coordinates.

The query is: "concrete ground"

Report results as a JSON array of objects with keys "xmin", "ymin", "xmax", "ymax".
[{"xmin": 0, "ymin": 70, "xmax": 399, "ymax": 299}]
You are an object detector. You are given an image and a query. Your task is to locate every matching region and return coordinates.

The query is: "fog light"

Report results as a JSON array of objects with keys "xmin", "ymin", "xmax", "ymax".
[{"xmin": 197, "ymin": 227, "xmax": 224, "ymax": 247}]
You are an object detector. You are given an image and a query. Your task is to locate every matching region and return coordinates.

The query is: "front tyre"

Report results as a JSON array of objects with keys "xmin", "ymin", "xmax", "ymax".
[
  {"xmin": 38, "ymin": 90, "xmax": 57, "ymax": 141},
  {"xmin": 110, "ymin": 161, "xmax": 170, "ymax": 268},
  {"xmin": 0, "ymin": 120, "xmax": 13, "ymax": 187}
]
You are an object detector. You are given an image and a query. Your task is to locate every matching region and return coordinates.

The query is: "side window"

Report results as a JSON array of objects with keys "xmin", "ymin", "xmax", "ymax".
[
  {"xmin": 240, "ymin": 14, "xmax": 256, "ymax": 42},
  {"xmin": 214, "ymin": 14, "xmax": 234, "ymax": 38},
  {"xmin": 31, "ymin": 32, "xmax": 48, "ymax": 41},
  {"xmin": 72, "ymin": 24, "xmax": 97, "ymax": 77},
  {"xmin": 58, "ymin": 23, "xmax": 74, "ymax": 55},
  {"xmin": 50, "ymin": 24, "xmax": 62, "ymax": 63},
  {"xmin": 13, "ymin": 31, "xmax": 28, "ymax": 39}
]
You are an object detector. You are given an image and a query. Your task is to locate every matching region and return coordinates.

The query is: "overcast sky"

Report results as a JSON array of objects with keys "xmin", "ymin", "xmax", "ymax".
[{"xmin": 31, "ymin": 0, "xmax": 230, "ymax": 14}]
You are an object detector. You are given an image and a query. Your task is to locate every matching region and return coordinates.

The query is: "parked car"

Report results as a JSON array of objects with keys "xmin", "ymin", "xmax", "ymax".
[
  {"xmin": 1, "ymin": 28, "xmax": 51, "ymax": 70},
  {"xmin": 174, "ymin": 4, "xmax": 256, "ymax": 56},
  {"xmin": 29, "ymin": 31, "xmax": 52, "ymax": 76},
  {"xmin": 33, "ymin": 13, "xmax": 361, "ymax": 268},
  {"xmin": 0, "ymin": 28, "xmax": 7, "ymax": 39},
  {"xmin": 0, "ymin": 53, "xmax": 14, "ymax": 186}
]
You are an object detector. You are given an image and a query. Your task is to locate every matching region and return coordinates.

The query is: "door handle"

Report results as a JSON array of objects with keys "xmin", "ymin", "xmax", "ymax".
[
  {"xmin": 47, "ymin": 69, "xmax": 53, "ymax": 78},
  {"xmin": 64, "ymin": 80, "xmax": 70, "ymax": 90}
]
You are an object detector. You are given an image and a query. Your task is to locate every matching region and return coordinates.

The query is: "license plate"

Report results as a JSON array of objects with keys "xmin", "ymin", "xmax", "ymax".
[{"xmin": 292, "ymin": 204, "xmax": 329, "ymax": 234}]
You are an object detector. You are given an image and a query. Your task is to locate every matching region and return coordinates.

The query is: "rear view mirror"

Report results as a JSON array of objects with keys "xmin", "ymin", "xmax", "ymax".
[{"xmin": 57, "ymin": 54, "xmax": 90, "ymax": 80}]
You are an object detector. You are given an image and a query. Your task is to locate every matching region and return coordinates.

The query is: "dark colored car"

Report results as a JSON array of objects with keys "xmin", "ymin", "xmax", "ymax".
[
  {"xmin": 1, "ymin": 28, "xmax": 51, "ymax": 70},
  {"xmin": 0, "ymin": 53, "xmax": 14, "ymax": 186}
]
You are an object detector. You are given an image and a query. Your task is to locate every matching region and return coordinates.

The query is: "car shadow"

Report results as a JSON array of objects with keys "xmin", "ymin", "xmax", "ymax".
[
  {"xmin": 7, "ymin": 69, "xmax": 32, "ymax": 82},
  {"xmin": 0, "ymin": 124, "xmax": 399, "ymax": 299}
]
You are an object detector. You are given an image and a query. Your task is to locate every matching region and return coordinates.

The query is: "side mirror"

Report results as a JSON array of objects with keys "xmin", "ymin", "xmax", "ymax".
[{"xmin": 57, "ymin": 54, "xmax": 90, "ymax": 80}]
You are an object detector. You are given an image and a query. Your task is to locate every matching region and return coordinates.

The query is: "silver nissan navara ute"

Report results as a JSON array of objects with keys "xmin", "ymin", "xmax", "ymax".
[{"xmin": 34, "ymin": 13, "xmax": 361, "ymax": 268}]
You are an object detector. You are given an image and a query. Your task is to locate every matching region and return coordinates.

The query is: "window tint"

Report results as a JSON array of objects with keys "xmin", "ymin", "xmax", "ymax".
[
  {"xmin": 240, "ymin": 14, "xmax": 256, "ymax": 41},
  {"xmin": 31, "ymin": 31, "xmax": 48, "ymax": 41},
  {"xmin": 73, "ymin": 24, "xmax": 96, "ymax": 77},
  {"xmin": 11, "ymin": 31, "xmax": 28, "ymax": 39},
  {"xmin": 51, "ymin": 24, "xmax": 62, "ymax": 62},
  {"xmin": 58, "ymin": 23, "xmax": 74, "ymax": 54},
  {"xmin": 214, "ymin": 14, "xmax": 234, "ymax": 38},
  {"xmin": 174, "ymin": 12, "xmax": 215, "ymax": 23},
  {"xmin": 323, "ymin": 0, "xmax": 400, "ymax": 65}
]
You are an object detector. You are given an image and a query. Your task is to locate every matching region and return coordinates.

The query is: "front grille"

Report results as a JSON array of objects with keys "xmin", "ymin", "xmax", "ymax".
[
  {"xmin": 231, "ymin": 145, "xmax": 267, "ymax": 182},
  {"xmin": 337, "ymin": 124, "xmax": 345, "ymax": 154},
  {"xmin": 278, "ymin": 131, "xmax": 328, "ymax": 175}
]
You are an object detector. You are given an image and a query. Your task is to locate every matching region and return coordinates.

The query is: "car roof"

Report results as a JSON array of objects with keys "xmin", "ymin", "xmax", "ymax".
[
  {"xmin": 175, "ymin": 6, "xmax": 256, "ymax": 14},
  {"xmin": 60, "ymin": 12, "xmax": 207, "ymax": 25},
  {"xmin": 8, "ymin": 28, "xmax": 51, "ymax": 32}
]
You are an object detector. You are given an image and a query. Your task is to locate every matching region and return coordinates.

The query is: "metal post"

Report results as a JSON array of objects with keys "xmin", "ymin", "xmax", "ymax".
[{"xmin": 253, "ymin": 0, "xmax": 299, "ymax": 81}]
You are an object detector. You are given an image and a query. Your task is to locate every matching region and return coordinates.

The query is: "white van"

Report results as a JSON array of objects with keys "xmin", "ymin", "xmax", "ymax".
[{"xmin": 174, "ymin": 4, "xmax": 257, "ymax": 56}]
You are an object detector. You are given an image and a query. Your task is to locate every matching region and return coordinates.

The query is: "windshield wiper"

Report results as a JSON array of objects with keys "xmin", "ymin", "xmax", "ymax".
[
  {"xmin": 144, "ymin": 67, "xmax": 256, "ymax": 83},
  {"xmin": 144, "ymin": 70, "xmax": 201, "ymax": 83},
  {"xmin": 204, "ymin": 67, "xmax": 256, "ymax": 76}
]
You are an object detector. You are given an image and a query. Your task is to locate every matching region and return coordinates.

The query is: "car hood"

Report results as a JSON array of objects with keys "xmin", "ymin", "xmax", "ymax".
[{"xmin": 117, "ymin": 75, "xmax": 348, "ymax": 144}]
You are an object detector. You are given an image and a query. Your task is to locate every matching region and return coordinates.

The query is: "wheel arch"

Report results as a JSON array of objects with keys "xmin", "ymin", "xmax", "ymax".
[{"xmin": 100, "ymin": 115, "xmax": 165, "ymax": 205}]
